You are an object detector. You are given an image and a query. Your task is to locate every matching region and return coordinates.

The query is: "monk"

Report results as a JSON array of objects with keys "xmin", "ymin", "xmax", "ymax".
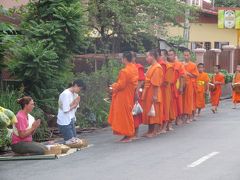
[
  {"xmin": 167, "ymin": 49, "xmax": 185, "ymax": 128},
  {"xmin": 132, "ymin": 52, "xmax": 145, "ymax": 139},
  {"xmin": 196, "ymin": 63, "xmax": 210, "ymax": 115},
  {"xmin": 232, "ymin": 65, "xmax": 240, "ymax": 109},
  {"xmin": 142, "ymin": 49, "xmax": 163, "ymax": 137},
  {"xmin": 157, "ymin": 49, "xmax": 169, "ymax": 134},
  {"xmin": 182, "ymin": 49, "xmax": 199, "ymax": 123},
  {"xmin": 210, "ymin": 65, "xmax": 225, "ymax": 113},
  {"xmin": 108, "ymin": 51, "xmax": 138, "ymax": 142}
]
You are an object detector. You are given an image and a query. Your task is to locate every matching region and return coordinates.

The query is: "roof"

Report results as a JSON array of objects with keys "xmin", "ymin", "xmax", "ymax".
[{"xmin": 201, "ymin": 1, "xmax": 217, "ymax": 15}]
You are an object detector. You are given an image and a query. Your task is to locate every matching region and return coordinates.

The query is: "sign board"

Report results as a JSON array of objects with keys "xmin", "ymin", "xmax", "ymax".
[{"xmin": 218, "ymin": 9, "xmax": 240, "ymax": 29}]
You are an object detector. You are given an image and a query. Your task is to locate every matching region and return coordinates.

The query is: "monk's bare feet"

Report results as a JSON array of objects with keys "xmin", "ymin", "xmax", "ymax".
[
  {"xmin": 131, "ymin": 136, "xmax": 140, "ymax": 140},
  {"xmin": 211, "ymin": 109, "xmax": 216, "ymax": 114},
  {"xmin": 186, "ymin": 120, "xmax": 191, "ymax": 124},
  {"xmin": 143, "ymin": 132, "xmax": 156, "ymax": 138},
  {"xmin": 176, "ymin": 119, "xmax": 183, "ymax": 126},
  {"xmin": 120, "ymin": 137, "xmax": 132, "ymax": 143},
  {"xmin": 118, "ymin": 136, "xmax": 127, "ymax": 142},
  {"xmin": 161, "ymin": 130, "xmax": 167, "ymax": 134},
  {"xmin": 167, "ymin": 127, "xmax": 174, "ymax": 131}
]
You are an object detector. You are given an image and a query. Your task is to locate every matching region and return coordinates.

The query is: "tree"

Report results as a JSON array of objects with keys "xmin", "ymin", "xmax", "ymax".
[
  {"xmin": 214, "ymin": 0, "xmax": 240, "ymax": 7},
  {"xmin": 87, "ymin": 0, "xmax": 188, "ymax": 53},
  {"xmin": 7, "ymin": 0, "xmax": 87, "ymax": 109}
]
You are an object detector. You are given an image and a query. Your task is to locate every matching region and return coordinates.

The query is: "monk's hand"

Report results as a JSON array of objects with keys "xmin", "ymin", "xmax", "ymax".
[{"xmin": 152, "ymin": 96, "xmax": 158, "ymax": 103}]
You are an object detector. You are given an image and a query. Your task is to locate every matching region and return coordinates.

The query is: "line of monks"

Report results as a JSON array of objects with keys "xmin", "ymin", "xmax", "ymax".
[{"xmin": 108, "ymin": 49, "xmax": 240, "ymax": 143}]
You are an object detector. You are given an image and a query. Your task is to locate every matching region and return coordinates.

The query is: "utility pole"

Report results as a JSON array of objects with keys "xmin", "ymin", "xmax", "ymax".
[{"xmin": 183, "ymin": 0, "xmax": 191, "ymax": 48}]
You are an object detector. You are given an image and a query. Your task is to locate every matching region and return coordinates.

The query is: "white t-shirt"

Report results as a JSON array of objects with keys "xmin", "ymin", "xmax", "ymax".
[{"xmin": 57, "ymin": 89, "xmax": 79, "ymax": 125}]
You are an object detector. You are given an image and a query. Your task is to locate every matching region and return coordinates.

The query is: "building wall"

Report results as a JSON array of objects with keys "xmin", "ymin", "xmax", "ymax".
[{"xmin": 166, "ymin": 23, "xmax": 237, "ymax": 49}]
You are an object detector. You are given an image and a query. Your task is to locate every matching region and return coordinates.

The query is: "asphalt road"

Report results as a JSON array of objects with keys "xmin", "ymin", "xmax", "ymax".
[{"xmin": 1, "ymin": 99, "xmax": 240, "ymax": 180}]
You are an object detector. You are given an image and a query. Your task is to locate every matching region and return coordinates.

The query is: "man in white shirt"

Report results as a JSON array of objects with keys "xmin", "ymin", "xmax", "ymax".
[{"xmin": 57, "ymin": 79, "xmax": 85, "ymax": 144}]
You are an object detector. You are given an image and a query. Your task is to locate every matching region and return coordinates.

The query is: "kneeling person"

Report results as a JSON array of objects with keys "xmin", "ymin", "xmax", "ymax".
[{"xmin": 57, "ymin": 80, "xmax": 85, "ymax": 144}]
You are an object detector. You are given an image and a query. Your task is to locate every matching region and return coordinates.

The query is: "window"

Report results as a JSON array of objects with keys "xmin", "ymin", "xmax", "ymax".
[
  {"xmin": 214, "ymin": 42, "xmax": 229, "ymax": 49},
  {"xmin": 204, "ymin": 42, "xmax": 211, "ymax": 50}
]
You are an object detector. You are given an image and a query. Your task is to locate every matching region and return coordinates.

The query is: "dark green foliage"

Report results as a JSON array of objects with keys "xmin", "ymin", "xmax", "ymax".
[
  {"xmin": 220, "ymin": 69, "xmax": 233, "ymax": 84},
  {"xmin": 87, "ymin": 0, "xmax": 188, "ymax": 53},
  {"xmin": 214, "ymin": 0, "xmax": 240, "ymax": 7},
  {"xmin": 0, "ymin": 128, "xmax": 11, "ymax": 149},
  {"xmin": 75, "ymin": 60, "xmax": 122, "ymax": 128},
  {"xmin": 7, "ymin": 0, "xmax": 87, "ymax": 109}
]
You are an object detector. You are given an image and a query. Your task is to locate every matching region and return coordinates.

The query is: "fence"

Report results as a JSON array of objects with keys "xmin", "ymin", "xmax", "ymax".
[{"xmin": 203, "ymin": 48, "xmax": 240, "ymax": 73}]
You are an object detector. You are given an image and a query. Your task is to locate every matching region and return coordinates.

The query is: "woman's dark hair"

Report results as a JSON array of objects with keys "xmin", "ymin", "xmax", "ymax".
[
  {"xmin": 69, "ymin": 79, "xmax": 86, "ymax": 90},
  {"xmin": 148, "ymin": 49, "xmax": 158, "ymax": 60},
  {"xmin": 17, "ymin": 96, "xmax": 33, "ymax": 109},
  {"xmin": 122, "ymin": 51, "xmax": 133, "ymax": 62}
]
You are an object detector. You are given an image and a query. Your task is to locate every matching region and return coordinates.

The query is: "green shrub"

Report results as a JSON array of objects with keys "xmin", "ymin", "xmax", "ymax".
[
  {"xmin": 0, "ymin": 88, "xmax": 23, "ymax": 114},
  {"xmin": 208, "ymin": 70, "xmax": 233, "ymax": 84},
  {"xmin": 75, "ymin": 60, "xmax": 122, "ymax": 128},
  {"xmin": 0, "ymin": 128, "xmax": 11, "ymax": 150},
  {"xmin": 31, "ymin": 107, "xmax": 51, "ymax": 142},
  {"xmin": 220, "ymin": 69, "xmax": 233, "ymax": 84}
]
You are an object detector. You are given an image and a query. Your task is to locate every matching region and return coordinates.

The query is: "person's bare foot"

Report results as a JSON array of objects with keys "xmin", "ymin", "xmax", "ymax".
[
  {"xmin": 131, "ymin": 136, "xmax": 140, "ymax": 140},
  {"xmin": 117, "ymin": 136, "xmax": 127, "ymax": 142},
  {"xmin": 167, "ymin": 126, "xmax": 174, "ymax": 131},
  {"xmin": 120, "ymin": 137, "xmax": 132, "ymax": 143},
  {"xmin": 176, "ymin": 119, "xmax": 183, "ymax": 126},
  {"xmin": 211, "ymin": 109, "xmax": 216, "ymax": 114},
  {"xmin": 143, "ymin": 133, "xmax": 156, "ymax": 138},
  {"xmin": 186, "ymin": 120, "xmax": 191, "ymax": 124}
]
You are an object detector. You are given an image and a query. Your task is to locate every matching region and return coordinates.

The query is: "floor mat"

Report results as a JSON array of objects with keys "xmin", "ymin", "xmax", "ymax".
[{"xmin": 0, "ymin": 144, "xmax": 93, "ymax": 161}]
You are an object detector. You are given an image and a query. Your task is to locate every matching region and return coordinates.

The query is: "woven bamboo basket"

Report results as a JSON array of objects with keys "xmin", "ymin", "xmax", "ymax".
[
  {"xmin": 44, "ymin": 144, "xmax": 62, "ymax": 155},
  {"xmin": 66, "ymin": 139, "xmax": 88, "ymax": 149},
  {"xmin": 60, "ymin": 144, "xmax": 70, "ymax": 154}
]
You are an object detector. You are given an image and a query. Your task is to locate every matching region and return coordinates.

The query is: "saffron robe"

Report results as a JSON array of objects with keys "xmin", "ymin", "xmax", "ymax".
[{"xmin": 108, "ymin": 63, "xmax": 138, "ymax": 136}]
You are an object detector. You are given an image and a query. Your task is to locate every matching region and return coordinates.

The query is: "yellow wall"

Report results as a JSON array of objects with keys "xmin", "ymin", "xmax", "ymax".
[{"xmin": 166, "ymin": 23, "xmax": 238, "ymax": 48}]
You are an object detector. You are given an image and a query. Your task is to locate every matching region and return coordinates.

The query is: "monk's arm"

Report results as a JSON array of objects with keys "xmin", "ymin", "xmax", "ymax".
[
  {"xmin": 179, "ymin": 76, "xmax": 185, "ymax": 94},
  {"xmin": 111, "ymin": 71, "xmax": 127, "ymax": 93}
]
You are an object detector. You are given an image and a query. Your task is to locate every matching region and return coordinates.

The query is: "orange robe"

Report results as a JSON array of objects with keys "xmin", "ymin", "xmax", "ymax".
[
  {"xmin": 232, "ymin": 72, "xmax": 240, "ymax": 103},
  {"xmin": 183, "ymin": 62, "xmax": 199, "ymax": 115},
  {"xmin": 164, "ymin": 64, "xmax": 175, "ymax": 121},
  {"xmin": 108, "ymin": 63, "xmax": 138, "ymax": 136},
  {"xmin": 171, "ymin": 61, "xmax": 185, "ymax": 118},
  {"xmin": 158, "ymin": 58, "xmax": 167, "ymax": 122},
  {"xmin": 210, "ymin": 73, "xmax": 225, "ymax": 107},
  {"xmin": 196, "ymin": 72, "xmax": 209, "ymax": 109},
  {"xmin": 142, "ymin": 63, "xmax": 163, "ymax": 125},
  {"xmin": 134, "ymin": 63, "xmax": 145, "ymax": 128}
]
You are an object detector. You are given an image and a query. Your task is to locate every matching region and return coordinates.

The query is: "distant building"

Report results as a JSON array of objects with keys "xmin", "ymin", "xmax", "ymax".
[{"xmin": 165, "ymin": 0, "xmax": 237, "ymax": 50}]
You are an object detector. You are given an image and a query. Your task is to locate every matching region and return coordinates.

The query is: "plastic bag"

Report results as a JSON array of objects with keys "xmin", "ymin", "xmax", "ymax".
[
  {"xmin": 147, "ymin": 104, "xmax": 155, "ymax": 117},
  {"xmin": 132, "ymin": 102, "xmax": 143, "ymax": 116}
]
